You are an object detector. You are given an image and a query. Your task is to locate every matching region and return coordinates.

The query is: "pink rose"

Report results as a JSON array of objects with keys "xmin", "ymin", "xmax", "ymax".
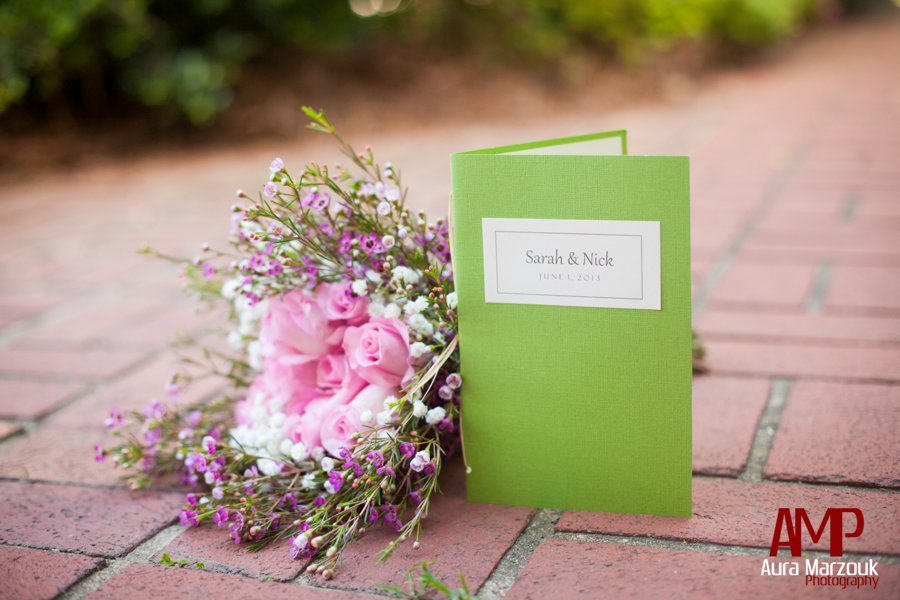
[
  {"xmin": 261, "ymin": 290, "xmax": 342, "ymax": 360},
  {"xmin": 316, "ymin": 353, "xmax": 349, "ymax": 391},
  {"xmin": 319, "ymin": 385, "xmax": 395, "ymax": 457},
  {"xmin": 285, "ymin": 398, "xmax": 332, "ymax": 448},
  {"xmin": 316, "ymin": 283, "xmax": 369, "ymax": 325},
  {"xmin": 343, "ymin": 318, "xmax": 412, "ymax": 388},
  {"xmin": 255, "ymin": 358, "xmax": 320, "ymax": 416}
]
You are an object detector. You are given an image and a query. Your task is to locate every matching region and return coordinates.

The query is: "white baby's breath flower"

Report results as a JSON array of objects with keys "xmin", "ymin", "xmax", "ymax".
[
  {"xmin": 409, "ymin": 341, "xmax": 430, "ymax": 358},
  {"xmin": 221, "ymin": 278, "xmax": 241, "ymax": 300},
  {"xmin": 247, "ymin": 340, "xmax": 264, "ymax": 371},
  {"xmin": 391, "ymin": 266, "xmax": 420, "ymax": 285},
  {"xmin": 377, "ymin": 201, "xmax": 391, "ymax": 216},
  {"xmin": 321, "ymin": 457, "xmax": 335, "ymax": 472},
  {"xmin": 257, "ymin": 458, "xmax": 282, "ymax": 476},
  {"xmin": 279, "ymin": 438, "xmax": 293, "ymax": 456},
  {"xmin": 352, "ymin": 279, "xmax": 368, "ymax": 295},
  {"xmin": 377, "ymin": 409, "xmax": 396, "ymax": 426},
  {"xmin": 290, "ymin": 442, "xmax": 309, "ymax": 463},
  {"xmin": 365, "ymin": 270, "xmax": 381, "ymax": 283},
  {"xmin": 404, "ymin": 296, "xmax": 430, "ymax": 316},
  {"xmin": 360, "ymin": 410, "xmax": 373, "ymax": 424},
  {"xmin": 407, "ymin": 313, "xmax": 435, "ymax": 336},
  {"xmin": 383, "ymin": 303, "xmax": 401, "ymax": 319},
  {"xmin": 425, "ymin": 406, "xmax": 447, "ymax": 425},
  {"xmin": 412, "ymin": 400, "xmax": 428, "ymax": 418},
  {"xmin": 227, "ymin": 330, "xmax": 242, "ymax": 348},
  {"xmin": 383, "ymin": 395, "xmax": 398, "ymax": 410},
  {"xmin": 382, "ymin": 235, "xmax": 395, "ymax": 249},
  {"xmin": 446, "ymin": 291, "xmax": 458, "ymax": 309},
  {"xmin": 368, "ymin": 302, "xmax": 385, "ymax": 318},
  {"xmin": 301, "ymin": 472, "xmax": 318, "ymax": 489}
]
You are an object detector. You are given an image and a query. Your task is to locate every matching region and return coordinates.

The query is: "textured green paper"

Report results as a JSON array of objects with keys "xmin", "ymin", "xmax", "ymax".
[{"xmin": 451, "ymin": 131, "xmax": 692, "ymax": 516}]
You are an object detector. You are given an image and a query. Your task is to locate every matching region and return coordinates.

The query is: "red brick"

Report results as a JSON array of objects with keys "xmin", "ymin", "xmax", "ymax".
[
  {"xmin": 48, "ymin": 356, "xmax": 224, "ymax": 427},
  {"xmin": 696, "ymin": 310, "xmax": 900, "ymax": 345},
  {"xmin": 827, "ymin": 266, "xmax": 900, "ymax": 314},
  {"xmin": 0, "ymin": 546, "xmax": 101, "ymax": 600},
  {"xmin": 320, "ymin": 463, "xmax": 533, "ymax": 594},
  {"xmin": 693, "ymin": 377, "xmax": 770, "ymax": 476},
  {"xmin": 0, "ymin": 481, "xmax": 181, "ymax": 557},
  {"xmin": 507, "ymin": 539, "xmax": 900, "ymax": 600},
  {"xmin": 710, "ymin": 264, "xmax": 815, "ymax": 310},
  {"xmin": 0, "ymin": 346, "xmax": 148, "ymax": 380},
  {"xmin": 0, "ymin": 425, "xmax": 123, "ymax": 485},
  {"xmin": 556, "ymin": 478, "xmax": 900, "ymax": 555},
  {"xmin": 88, "ymin": 563, "xmax": 363, "ymax": 600},
  {"xmin": 739, "ymin": 246, "xmax": 900, "ymax": 267},
  {"xmin": 158, "ymin": 525, "xmax": 304, "ymax": 582},
  {"xmin": 0, "ymin": 420, "xmax": 22, "ymax": 441},
  {"xmin": 0, "ymin": 379, "xmax": 86, "ymax": 419},
  {"xmin": 704, "ymin": 340, "xmax": 900, "ymax": 382},
  {"xmin": 765, "ymin": 381, "xmax": 900, "ymax": 488}
]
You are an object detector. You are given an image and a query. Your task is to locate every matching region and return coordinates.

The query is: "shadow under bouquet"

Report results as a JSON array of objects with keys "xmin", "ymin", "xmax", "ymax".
[{"xmin": 98, "ymin": 108, "xmax": 461, "ymax": 579}]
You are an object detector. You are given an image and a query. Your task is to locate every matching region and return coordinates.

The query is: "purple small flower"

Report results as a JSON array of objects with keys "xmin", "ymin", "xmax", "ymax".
[
  {"xmin": 93, "ymin": 444, "xmax": 105, "ymax": 462},
  {"xmin": 376, "ymin": 465, "xmax": 395, "ymax": 478},
  {"xmin": 339, "ymin": 447, "xmax": 353, "ymax": 461},
  {"xmin": 269, "ymin": 157, "xmax": 284, "ymax": 174},
  {"xmin": 144, "ymin": 426, "xmax": 162, "ymax": 446},
  {"xmin": 186, "ymin": 410, "xmax": 202, "ymax": 427},
  {"xmin": 409, "ymin": 490, "xmax": 422, "ymax": 505},
  {"xmin": 200, "ymin": 262, "xmax": 216, "ymax": 279},
  {"xmin": 366, "ymin": 450, "xmax": 385, "ymax": 467},
  {"xmin": 213, "ymin": 506, "xmax": 229, "ymax": 527},
  {"xmin": 179, "ymin": 509, "xmax": 199, "ymax": 527},
  {"xmin": 359, "ymin": 234, "xmax": 378, "ymax": 253},
  {"xmin": 229, "ymin": 523, "xmax": 243, "ymax": 544},
  {"xmin": 410, "ymin": 450, "xmax": 432, "ymax": 473},
  {"xmin": 143, "ymin": 398, "xmax": 166, "ymax": 420},
  {"xmin": 399, "ymin": 442, "xmax": 416, "ymax": 459},
  {"xmin": 438, "ymin": 418, "xmax": 455, "ymax": 433},
  {"xmin": 186, "ymin": 493, "xmax": 198, "ymax": 506},
  {"xmin": 314, "ymin": 495, "xmax": 326, "ymax": 507},
  {"xmin": 103, "ymin": 409, "xmax": 124, "ymax": 430},
  {"xmin": 202, "ymin": 435, "xmax": 216, "ymax": 454},
  {"xmin": 446, "ymin": 373, "xmax": 462, "ymax": 389},
  {"xmin": 438, "ymin": 385, "xmax": 453, "ymax": 400},
  {"xmin": 186, "ymin": 452, "xmax": 207, "ymax": 473},
  {"xmin": 324, "ymin": 470, "xmax": 343, "ymax": 494},
  {"xmin": 263, "ymin": 182, "xmax": 278, "ymax": 198}
]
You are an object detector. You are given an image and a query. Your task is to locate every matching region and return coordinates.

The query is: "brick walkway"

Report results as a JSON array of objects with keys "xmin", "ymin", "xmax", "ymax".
[{"xmin": 2, "ymin": 16, "xmax": 899, "ymax": 600}]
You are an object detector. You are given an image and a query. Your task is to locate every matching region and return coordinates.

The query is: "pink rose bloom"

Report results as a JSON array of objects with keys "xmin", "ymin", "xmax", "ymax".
[
  {"xmin": 284, "ymin": 398, "xmax": 331, "ymax": 449},
  {"xmin": 316, "ymin": 353, "xmax": 350, "ymax": 391},
  {"xmin": 283, "ymin": 369, "xmax": 367, "ymax": 448},
  {"xmin": 343, "ymin": 318, "xmax": 412, "ymax": 388},
  {"xmin": 316, "ymin": 283, "xmax": 369, "ymax": 325},
  {"xmin": 319, "ymin": 385, "xmax": 395, "ymax": 456},
  {"xmin": 255, "ymin": 358, "xmax": 320, "ymax": 416},
  {"xmin": 261, "ymin": 290, "xmax": 342, "ymax": 361}
]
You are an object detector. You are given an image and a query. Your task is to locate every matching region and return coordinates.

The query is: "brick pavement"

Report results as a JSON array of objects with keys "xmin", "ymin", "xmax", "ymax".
[{"xmin": 1, "ymin": 16, "xmax": 899, "ymax": 600}]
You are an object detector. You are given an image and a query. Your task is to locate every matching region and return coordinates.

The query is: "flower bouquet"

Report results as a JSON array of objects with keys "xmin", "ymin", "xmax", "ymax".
[{"xmin": 98, "ymin": 108, "xmax": 706, "ymax": 579}]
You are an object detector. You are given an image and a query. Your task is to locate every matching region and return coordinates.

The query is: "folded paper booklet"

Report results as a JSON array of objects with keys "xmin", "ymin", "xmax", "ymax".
[{"xmin": 450, "ymin": 131, "xmax": 692, "ymax": 516}]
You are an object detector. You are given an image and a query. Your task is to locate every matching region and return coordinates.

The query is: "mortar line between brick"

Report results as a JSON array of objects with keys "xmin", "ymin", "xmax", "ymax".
[
  {"xmin": 691, "ymin": 149, "xmax": 804, "ymax": 322},
  {"xmin": 551, "ymin": 532, "xmax": 900, "ymax": 563},
  {"xmin": 841, "ymin": 192, "xmax": 859, "ymax": 222},
  {"xmin": 476, "ymin": 508, "xmax": 561, "ymax": 600},
  {"xmin": 57, "ymin": 523, "xmax": 185, "ymax": 600},
  {"xmin": 804, "ymin": 259, "xmax": 833, "ymax": 313},
  {"xmin": 690, "ymin": 473, "xmax": 900, "ymax": 495},
  {"xmin": 740, "ymin": 378, "xmax": 792, "ymax": 482}
]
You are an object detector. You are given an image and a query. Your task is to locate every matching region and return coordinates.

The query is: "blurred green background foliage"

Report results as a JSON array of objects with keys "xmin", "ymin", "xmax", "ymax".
[{"xmin": 0, "ymin": 0, "xmax": 866, "ymax": 125}]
